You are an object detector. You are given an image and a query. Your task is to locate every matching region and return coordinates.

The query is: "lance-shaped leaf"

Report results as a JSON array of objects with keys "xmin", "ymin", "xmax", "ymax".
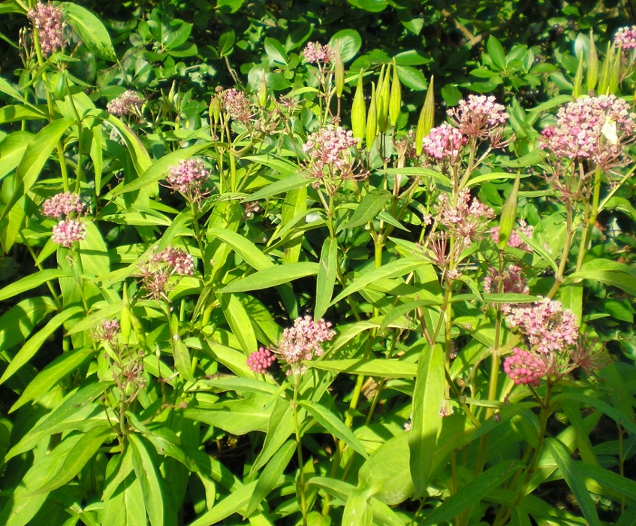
[
  {"xmin": 587, "ymin": 30, "xmax": 598, "ymax": 92},
  {"xmin": 315, "ymin": 238, "xmax": 338, "ymax": 320}
]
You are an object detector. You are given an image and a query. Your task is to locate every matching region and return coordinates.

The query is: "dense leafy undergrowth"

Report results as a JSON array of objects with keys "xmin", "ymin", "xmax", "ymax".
[{"xmin": 1, "ymin": 1, "xmax": 636, "ymax": 525}]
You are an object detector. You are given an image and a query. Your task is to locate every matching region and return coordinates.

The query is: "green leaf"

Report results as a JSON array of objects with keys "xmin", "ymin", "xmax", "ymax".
[
  {"xmin": 79, "ymin": 222, "xmax": 110, "ymax": 277},
  {"xmin": 11, "ymin": 346, "xmax": 93, "ymax": 412},
  {"xmin": 342, "ymin": 489, "xmax": 373, "ymax": 526},
  {"xmin": 264, "ymin": 37, "xmax": 287, "ymax": 65},
  {"xmin": 487, "ymin": 35, "xmax": 507, "ymax": 70},
  {"xmin": 421, "ymin": 461, "xmax": 523, "ymax": 525},
  {"xmin": 0, "ymin": 269, "xmax": 68, "ymax": 302},
  {"xmin": 218, "ymin": 29, "xmax": 235, "ymax": 57},
  {"xmin": 545, "ymin": 438, "xmax": 601, "ymax": 526},
  {"xmin": 219, "ymin": 293, "xmax": 257, "ymax": 355},
  {"xmin": 379, "ymin": 299, "xmax": 440, "ymax": 331},
  {"xmin": 208, "ymin": 228, "xmax": 273, "ymax": 271},
  {"xmin": 0, "ymin": 105, "xmax": 46, "ymax": 123},
  {"xmin": 0, "ymin": 118, "xmax": 73, "ymax": 223},
  {"xmin": 0, "ymin": 296, "xmax": 57, "ymax": 354},
  {"xmin": 395, "ymin": 65, "xmax": 427, "ymax": 91},
  {"xmin": 0, "ymin": 305, "xmax": 82, "ymax": 384},
  {"xmin": 310, "ymin": 359, "xmax": 417, "ymax": 378},
  {"xmin": 250, "ymin": 398, "xmax": 297, "ymax": 473},
  {"xmin": 329, "ymin": 29, "xmax": 362, "ymax": 62},
  {"xmin": 347, "ymin": 0, "xmax": 388, "ymax": 13},
  {"xmin": 331, "ymin": 258, "xmax": 425, "ymax": 306},
  {"xmin": 517, "ymin": 232, "xmax": 558, "ymax": 273},
  {"xmin": 315, "ymin": 238, "xmax": 338, "ymax": 320},
  {"xmin": 245, "ymin": 173, "xmax": 308, "ymax": 201},
  {"xmin": 189, "ymin": 481, "xmax": 257, "ymax": 526},
  {"xmin": 60, "ymin": 3, "xmax": 117, "ymax": 61},
  {"xmin": 483, "ymin": 294, "xmax": 542, "ymax": 304},
  {"xmin": 104, "ymin": 114, "xmax": 151, "ymax": 175},
  {"xmin": 409, "ymin": 343, "xmax": 444, "ymax": 498},
  {"xmin": 300, "ymin": 400, "xmax": 368, "ymax": 458},
  {"xmin": 219, "ymin": 262, "xmax": 319, "ymax": 293},
  {"xmin": 129, "ymin": 434, "xmax": 164, "ymax": 526},
  {"xmin": 33, "ymin": 424, "xmax": 111, "ymax": 494},
  {"xmin": 341, "ymin": 189, "xmax": 392, "ymax": 230},
  {"xmin": 244, "ymin": 439, "xmax": 295, "ymax": 516},
  {"xmin": 577, "ymin": 462, "xmax": 636, "ymax": 500}
]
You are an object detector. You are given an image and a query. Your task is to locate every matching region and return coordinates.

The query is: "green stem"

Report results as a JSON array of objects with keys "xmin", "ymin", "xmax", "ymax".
[{"xmin": 293, "ymin": 377, "xmax": 308, "ymax": 526}]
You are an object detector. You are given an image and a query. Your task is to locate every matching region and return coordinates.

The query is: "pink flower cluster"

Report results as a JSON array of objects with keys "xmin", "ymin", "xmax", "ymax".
[
  {"xmin": 166, "ymin": 159, "xmax": 210, "ymax": 199},
  {"xmin": 614, "ymin": 26, "xmax": 636, "ymax": 49},
  {"xmin": 447, "ymin": 95, "xmax": 508, "ymax": 137},
  {"xmin": 52, "ymin": 219, "xmax": 86, "ymax": 247},
  {"xmin": 28, "ymin": 3, "xmax": 64, "ymax": 56},
  {"xmin": 94, "ymin": 319, "xmax": 120, "ymax": 346},
  {"xmin": 247, "ymin": 347, "xmax": 276, "ymax": 374},
  {"xmin": 42, "ymin": 192, "xmax": 83, "ymax": 219},
  {"xmin": 490, "ymin": 220, "xmax": 534, "ymax": 251},
  {"xmin": 223, "ymin": 88, "xmax": 252, "ymax": 123},
  {"xmin": 302, "ymin": 126, "xmax": 363, "ymax": 193},
  {"xmin": 107, "ymin": 91, "xmax": 144, "ymax": 116},
  {"xmin": 504, "ymin": 298, "xmax": 578, "ymax": 354},
  {"xmin": 277, "ymin": 316, "xmax": 336, "ymax": 375},
  {"xmin": 483, "ymin": 265, "xmax": 529, "ymax": 295},
  {"xmin": 140, "ymin": 247, "xmax": 194, "ymax": 300},
  {"xmin": 504, "ymin": 347, "xmax": 547, "ymax": 386},
  {"xmin": 302, "ymin": 42, "xmax": 335, "ymax": 64},
  {"xmin": 422, "ymin": 123, "xmax": 467, "ymax": 162},
  {"xmin": 539, "ymin": 95, "xmax": 636, "ymax": 166},
  {"xmin": 436, "ymin": 189, "xmax": 495, "ymax": 247}
]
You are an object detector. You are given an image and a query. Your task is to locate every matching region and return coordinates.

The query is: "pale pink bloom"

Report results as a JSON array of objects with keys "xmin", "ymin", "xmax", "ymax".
[
  {"xmin": 490, "ymin": 220, "xmax": 534, "ymax": 251},
  {"xmin": 302, "ymin": 42, "xmax": 335, "ymax": 64},
  {"xmin": 154, "ymin": 247, "xmax": 195, "ymax": 276},
  {"xmin": 539, "ymin": 95, "xmax": 636, "ymax": 167},
  {"xmin": 42, "ymin": 192, "xmax": 83, "ymax": 218},
  {"xmin": 447, "ymin": 95, "xmax": 508, "ymax": 137},
  {"xmin": 276, "ymin": 316, "xmax": 336, "ymax": 375},
  {"xmin": 52, "ymin": 219, "xmax": 86, "ymax": 247},
  {"xmin": 504, "ymin": 347, "xmax": 547, "ymax": 386},
  {"xmin": 614, "ymin": 26, "xmax": 636, "ymax": 49},
  {"xmin": 504, "ymin": 298, "xmax": 578, "ymax": 354},
  {"xmin": 166, "ymin": 159, "xmax": 210, "ymax": 199},
  {"xmin": 422, "ymin": 123, "xmax": 467, "ymax": 162},
  {"xmin": 140, "ymin": 247, "xmax": 194, "ymax": 300},
  {"xmin": 107, "ymin": 91, "xmax": 144, "ymax": 116},
  {"xmin": 436, "ymin": 189, "xmax": 495, "ymax": 248},
  {"xmin": 247, "ymin": 347, "xmax": 276, "ymax": 374},
  {"xmin": 28, "ymin": 3, "xmax": 64, "ymax": 56},
  {"xmin": 483, "ymin": 265, "xmax": 529, "ymax": 295},
  {"xmin": 223, "ymin": 88, "xmax": 252, "ymax": 123}
]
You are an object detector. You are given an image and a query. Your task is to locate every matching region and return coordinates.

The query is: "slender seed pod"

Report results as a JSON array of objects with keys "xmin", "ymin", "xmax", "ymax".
[
  {"xmin": 389, "ymin": 58, "xmax": 402, "ymax": 128},
  {"xmin": 258, "ymin": 73, "xmax": 268, "ymax": 107},
  {"xmin": 415, "ymin": 76, "xmax": 435, "ymax": 156},
  {"xmin": 497, "ymin": 171, "xmax": 521, "ymax": 250},
  {"xmin": 587, "ymin": 30, "xmax": 598, "ymax": 93},
  {"xmin": 377, "ymin": 64, "xmax": 390, "ymax": 133},
  {"xmin": 334, "ymin": 46, "xmax": 345, "ymax": 99},
  {"xmin": 120, "ymin": 284, "xmax": 132, "ymax": 344},
  {"xmin": 597, "ymin": 42, "xmax": 612, "ymax": 95},
  {"xmin": 351, "ymin": 69, "xmax": 366, "ymax": 141},
  {"xmin": 366, "ymin": 81, "xmax": 378, "ymax": 151}
]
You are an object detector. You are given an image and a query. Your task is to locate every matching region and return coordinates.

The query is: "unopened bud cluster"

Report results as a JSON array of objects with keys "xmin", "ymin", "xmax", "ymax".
[
  {"xmin": 41, "ymin": 192, "xmax": 86, "ymax": 247},
  {"xmin": 614, "ymin": 26, "xmax": 636, "ymax": 49}
]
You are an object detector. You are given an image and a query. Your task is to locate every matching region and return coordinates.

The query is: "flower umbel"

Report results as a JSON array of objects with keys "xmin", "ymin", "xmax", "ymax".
[
  {"xmin": 42, "ymin": 192, "xmax": 83, "ymax": 219},
  {"xmin": 483, "ymin": 265, "xmax": 529, "ymax": 295},
  {"xmin": 247, "ymin": 347, "xmax": 276, "ymax": 374},
  {"xmin": 614, "ymin": 26, "xmax": 636, "ymax": 49},
  {"xmin": 139, "ymin": 247, "xmax": 195, "ymax": 300},
  {"xmin": 436, "ymin": 189, "xmax": 495, "ymax": 248},
  {"xmin": 28, "ymin": 2, "xmax": 64, "ymax": 56},
  {"xmin": 302, "ymin": 42, "xmax": 335, "ymax": 64},
  {"xmin": 504, "ymin": 347, "xmax": 547, "ymax": 386},
  {"xmin": 422, "ymin": 123, "xmax": 467, "ymax": 163},
  {"xmin": 107, "ymin": 91, "xmax": 144, "ymax": 117},
  {"xmin": 52, "ymin": 219, "xmax": 86, "ymax": 247},
  {"xmin": 447, "ymin": 95, "xmax": 508, "ymax": 138},
  {"xmin": 165, "ymin": 159, "xmax": 210, "ymax": 201},
  {"xmin": 276, "ymin": 316, "xmax": 336, "ymax": 375},
  {"xmin": 223, "ymin": 88, "xmax": 252, "ymax": 123}
]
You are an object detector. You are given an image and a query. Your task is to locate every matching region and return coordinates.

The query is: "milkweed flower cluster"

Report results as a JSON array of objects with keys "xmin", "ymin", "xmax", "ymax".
[
  {"xmin": 614, "ymin": 26, "xmax": 636, "ymax": 49},
  {"xmin": 483, "ymin": 265, "xmax": 529, "ymax": 295},
  {"xmin": 28, "ymin": 3, "xmax": 64, "ymax": 56},
  {"xmin": 490, "ymin": 220, "xmax": 534, "ymax": 251},
  {"xmin": 302, "ymin": 126, "xmax": 366, "ymax": 194},
  {"xmin": 436, "ymin": 189, "xmax": 495, "ymax": 248},
  {"xmin": 539, "ymin": 95, "xmax": 636, "ymax": 168},
  {"xmin": 247, "ymin": 347, "xmax": 277, "ymax": 374},
  {"xmin": 93, "ymin": 319, "xmax": 121, "ymax": 346},
  {"xmin": 447, "ymin": 95, "xmax": 509, "ymax": 138},
  {"xmin": 222, "ymin": 88, "xmax": 252, "ymax": 123},
  {"xmin": 302, "ymin": 42, "xmax": 335, "ymax": 64},
  {"xmin": 504, "ymin": 298, "xmax": 578, "ymax": 354},
  {"xmin": 139, "ymin": 247, "xmax": 195, "ymax": 300},
  {"xmin": 504, "ymin": 347, "xmax": 547, "ymax": 386},
  {"xmin": 422, "ymin": 123, "xmax": 467, "ymax": 162},
  {"xmin": 165, "ymin": 159, "xmax": 210, "ymax": 201},
  {"xmin": 107, "ymin": 90, "xmax": 144, "ymax": 117},
  {"xmin": 42, "ymin": 192, "xmax": 86, "ymax": 247}
]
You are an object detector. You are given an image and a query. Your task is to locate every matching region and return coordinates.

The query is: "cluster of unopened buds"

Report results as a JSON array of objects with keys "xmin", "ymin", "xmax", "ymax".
[
  {"xmin": 28, "ymin": 2, "xmax": 64, "ymax": 56},
  {"xmin": 247, "ymin": 316, "xmax": 336, "ymax": 376},
  {"xmin": 302, "ymin": 126, "xmax": 366, "ymax": 194},
  {"xmin": 41, "ymin": 192, "xmax": 86, "ymax": 247},
  {"xmin": 107, "ymin": 90, "xmax": 144, "ymax": 117},
  {"xmin": 422, "ymin": 123, "xmax": 467, "ymax": 163},
  {"xmin": 614, "ymin": 26, "xmax": 636, "ymax": 50},
  {"xmin": 165, "ymin": 159, "xmax": 211, "ymax": 201},
  {"xmin": 139, "ymin": 247, "xmax": 195, "ymax": 300}
]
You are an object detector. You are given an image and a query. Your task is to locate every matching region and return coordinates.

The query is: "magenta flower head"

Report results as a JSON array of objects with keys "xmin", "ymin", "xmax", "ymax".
[
  {"xmin": 503, "ymin": 347, "xmax": 547, "ymax": 386},
  {"xmin": 165, "ymin": 159, "xmax": 210, "ymax": 201},
  {"xmin": 107, "ymin": 90, "xmax": 144, "ymax": 117},
  {"xmin": 422, "ymin": 123, "xmax": 467, "ymax": 163},
  {"xmin": 276, "ymin": 316, "xmax": 336, "ymax": 375},
  {"xmin": 504, "ymin": 298, "xmax": 578, "ymax": 354},
  {"xmin": 52, "ymin": 219, "xmax": 86, "ymax": 247},
  {"xmin": 614, "ymin": 26, "xmax": 636, "ymax": 49},
  {"xmin": 447, "ymin": 95, "xmax": 508, "ymax": 138},
  {"xmin": 247, "ymin": 347, "xmax": 276, "ymax": 374},
  {"xmin": 539, "ymin": 95, "xmax": 636, "ymax": 168},
  {"xmin": 302, "ymin": 42, "xmax": 335, "ymax": 64},
  {"xmin": 42, "ymin": 192, "xmax": 84, "ymax": 219},
  {"xmin": 28, "ymin": 2, "xmax": 64, "ymax": 56}
]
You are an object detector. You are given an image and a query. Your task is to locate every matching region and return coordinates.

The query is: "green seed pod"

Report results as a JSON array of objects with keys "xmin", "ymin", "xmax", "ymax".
[
  {"xmin": 609, "ymin": 43, "xmax": 621, "ymax": 95},
  {"xmin": 366, "ymin": 81, "xmax": 378, "ymax": 151},
  {"xmin": 334, "ymin": 46, "xmax": 345, "ymax": 99},
  {"xmin": 120, "ymin": 284, "xmax": 132, "ymax": 344},
  {"xmin": 572, "ymin": 53, "xmax": 584, "ymax": 99},
  {"xmin": 415, "ymin": 76, "xmax": 435, "ymax": 156},
  {"xmin": 597, "ymin": 42, "xmax": 612, "ymax": 95},
  {"xmin": 497, "ymin": 171, "xmax": 521, "ymax": 251},
  {"xmin": 210, "ymin": 93, "xmax": 222, "ymax": 124},
  {"xmin": 130, "ymin": 312, "xmax": 147, "ymax": 347},
  {"xmin": 377, "ymin": 64, "xmax": 390, "ymax": 133},
  {"xmin": 389, "ymin": 58, "xmax": 402, "ymax": 128},
  {"xmin": 351, "ymin": 69, "xmax": 366, "ymax": 141},
  {"xmin": 587, "ymin": 30, "xmax": 598, "ymax": 93},
  {"xmin": 258, "ymin": 73, "xmax": 268, "ymax": 107}
]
